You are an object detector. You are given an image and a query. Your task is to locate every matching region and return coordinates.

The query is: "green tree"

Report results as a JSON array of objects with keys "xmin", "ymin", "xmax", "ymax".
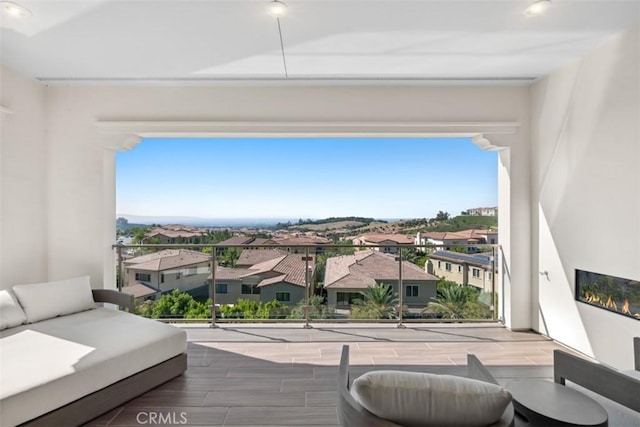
[
  {"xmin": 423, "ymin": 280, "xmax": 491, "ymax": 319},
  {"xmin": 435, "ymin": 211, "xmax": 450, "ymax": 221},
  {"xmin": 351, "ymin": 283, "xmax": 399, "ymax": 319},
  {"xmin": 220, "ymin": 247, "xmax": 240, "ymax": 267},
  {"xmin": 135, "ymin": 289, "xmax": 211, "ymax": 319}
]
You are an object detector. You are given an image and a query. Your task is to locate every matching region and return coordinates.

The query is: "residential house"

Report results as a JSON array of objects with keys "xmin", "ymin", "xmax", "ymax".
[
  {"xmin": 210, "ymin": 252, "xmax": 316, "ymax": 306},
  {"xmin": 2, "ymin": 2, "xmax": 637, "ymax": 369},
  {"xmin": 353, "ymin": 234, "xmax": 414, "ymax": 254},
  {"xmin": 466, "ymin": 207, "xmax": 498, "ymax": 217},
  {"xmin": 217, "ymin": 236, "xmax": 277, "ymax": 249},
  {"xmin": 123, "ymin": 249, "xmax": 211, "ymax": 297},
  {"xmin": 427, "ymin": 250, "xmax": 496, "ymax": 293},
  {"xmin": 273, "ymin": 235, "xmax": 331, "ymax": 254},
  {"xmin": 143, "ymin": 225, "xmax": 205, "ymax": 244},
  {"xmin": 415, "ymin": 229, "xmax": 498, "ymax": 253},
  {"xmin": 324, "ymin": 250, "xmax": 438, "ymax": 308}
]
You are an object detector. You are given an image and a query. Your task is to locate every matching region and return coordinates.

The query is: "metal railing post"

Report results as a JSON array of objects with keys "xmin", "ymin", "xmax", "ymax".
[
  {"xmin": 397, "ymin": 247, "xmax": 405, "ymax": 328},
  {"xmin": 491, "ymin": 245, "xmax": 497, "ymax": 321},
  {"xmin": 116, "ymin": 244, "xmax": 123, "ymax": 292},
  {"xmin": 210, "ymin": 247, "xmax": 218, "ymax": 328},
  {"xmin": 303, "ymin": 247, "xmax": 312, "ymax": 329}
]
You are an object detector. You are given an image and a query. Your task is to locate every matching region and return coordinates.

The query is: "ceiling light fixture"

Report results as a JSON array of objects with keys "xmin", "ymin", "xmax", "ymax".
[
  {"xmin": 267, "ymin": 0, "xmax": 287, "ymax": 18},
  {"xmin": 267, "ymin": 0, "xmax": 289, "ymax": 78},
  {"xmin": 0, "ymin": 1, "xmax": 32, "ymax": 18},
  {"xmin": 525, "ymin": 0, "xmax": 551, "ymax": 17}
]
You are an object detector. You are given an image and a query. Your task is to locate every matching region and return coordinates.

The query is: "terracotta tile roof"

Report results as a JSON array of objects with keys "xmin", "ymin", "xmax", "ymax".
[
  {"xmin": 217, "ymin": 236, "xmax": 256, "ymax": 246},
  {"xmin": 214, "ymin": 268, "xmax": 253, "ymax": 280},
  {"xmin": 121, "ymin": 283, "xmax": 160, "ymax": 299},
  {"xmin": 124, "ymin": 249, "xmax": 210, "ymax": 272},
  {"xmin": 241, "ymin": 253, "xmax": 316, "ymax": 287},
  {"xmin": 274, "ymin": 236, "xmax": 331, "ymax": 246},
  {"xmin": 324, "ymin": 250, "xmax": 437, "ymax": 289},
  {"xmin": 359, "ymin": 234, "xmax": 414, "ymax": 244},
  {"xmin": 418, "ymin": 229, "xmax": 496, "ymax": 242},
  {"xmin": 236, "ymin": 249, "xmax": 289, "ymax": 267},
  {"xmin": 218, "ymin": 236, "xmax": 277, "ymax": 246},
  {"xmin": 429, "ymin": 250, "xmax": 492, "ymax": 267}
]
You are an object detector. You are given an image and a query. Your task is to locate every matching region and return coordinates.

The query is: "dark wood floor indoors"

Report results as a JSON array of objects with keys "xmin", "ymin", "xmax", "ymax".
[{"xmin": 84, "ymin": 323, "xmax": 576, "ymax": 427}]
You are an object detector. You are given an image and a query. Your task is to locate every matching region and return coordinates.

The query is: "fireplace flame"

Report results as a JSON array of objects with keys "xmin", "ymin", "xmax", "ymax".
[{"xmin": 582, "ymin": 292, "xmax": 638, "ymax": 318}]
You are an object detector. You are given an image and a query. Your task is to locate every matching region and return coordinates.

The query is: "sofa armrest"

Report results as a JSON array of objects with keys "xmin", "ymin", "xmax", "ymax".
[
  {"xmin": 553, "ymin": 350, "xmax": 640, "ymax": 411},
  {"xmin": 92, "ymin": 289, "xmax": 134, "ymax": 312}
]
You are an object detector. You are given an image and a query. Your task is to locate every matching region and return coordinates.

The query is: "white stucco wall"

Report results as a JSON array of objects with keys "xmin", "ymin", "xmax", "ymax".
[
  {"xmin": 531, "ymin": 27, "xmax": 640, "ymax": 369},
  {"xmin": 0, "ymin": 67, "xmax": 47, "ymax": 289}
]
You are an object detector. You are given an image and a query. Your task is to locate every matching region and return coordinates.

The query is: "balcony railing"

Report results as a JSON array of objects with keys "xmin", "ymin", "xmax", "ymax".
[{"xmin": 113, "ymin": 242, "xmax": 502, "ymax": 327}]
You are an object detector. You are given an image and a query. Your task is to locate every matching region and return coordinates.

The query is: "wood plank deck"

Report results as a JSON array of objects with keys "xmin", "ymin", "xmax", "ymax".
[{"xmin": 84, "ymin": 323, "xmax": 573, "ymax": 427}]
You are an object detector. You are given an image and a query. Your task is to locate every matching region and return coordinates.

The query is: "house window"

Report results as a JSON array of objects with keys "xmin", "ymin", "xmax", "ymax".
[
  {"xmin": 336, "ymin": 292, "xmax": 360, "ymax": 306},
  {"xmin": 458, "ymin": 265, "xmax": 462, "ymax": 273},
  {"xmin": 276, "ymin": 292, "xmax": 290, "ymax": 302},
  {"xmin": 216, "ymin": 283, "xmax": 228, "ymax": 294},
  {"xmin": 438, "ymin": 261, "xmax": 441, "ymax": 268},
  {"xmin": 472, "ymin": 268, "xmax": 481, "ymax": 278},
  {"xmin": 445, "ymin": 263, "xmax": 452, "ymax": 272},
  {"xmin": 160, "ymin": 273, "xmax": 165, "ymax": 283},
  {"xmin": 135, "ymin": 273, "xmax": 151, "ymax": 282},
  {"xmin": 406, "ymin": 285, "xmax": 419, "ymax": 297},
  {"xmin": 242, "ymin": 284, "xmax": 260, "ymax": 295},
  {"xmin": 488, "ymin": 272, "xmax": 493, "ymax": 280}
]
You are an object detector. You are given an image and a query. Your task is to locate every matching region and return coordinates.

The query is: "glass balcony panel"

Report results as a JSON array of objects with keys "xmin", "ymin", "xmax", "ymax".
[{"xmin": 114, "ymin": 242, "xmax": 500, "ymax": 323}]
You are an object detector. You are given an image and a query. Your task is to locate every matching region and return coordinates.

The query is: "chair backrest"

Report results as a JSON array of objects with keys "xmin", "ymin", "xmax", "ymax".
[
  {"xmin": 337, "ymin": 345, "xmax": 402, "ymax": 427},
  {"xmin": 337, "ymin": 346, "xmax": 514, "ymax": 427},
  {"xmin": 467, "ymin": 354, "xmax": 515, "ymax": 427}
]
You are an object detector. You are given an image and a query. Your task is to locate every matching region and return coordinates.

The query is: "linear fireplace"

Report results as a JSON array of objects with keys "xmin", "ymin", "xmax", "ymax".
[{"xmin": 576, "ymin": 269, "xmax": 640, "ymax": 320}]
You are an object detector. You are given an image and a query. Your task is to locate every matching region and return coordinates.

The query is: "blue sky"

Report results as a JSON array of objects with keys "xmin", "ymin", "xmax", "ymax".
[{"xmin": 116, "ymin": 137, "xmax": 497, "ymax": 220}]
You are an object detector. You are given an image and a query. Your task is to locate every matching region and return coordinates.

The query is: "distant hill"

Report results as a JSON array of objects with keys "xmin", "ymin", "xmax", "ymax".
[
  {"xmin": 284, "ymin": 217, "xmax": 385, "ymax": 231},
  {"xmin": 419, "ymin": 215, "xmax": 497, "ymax": 232}
]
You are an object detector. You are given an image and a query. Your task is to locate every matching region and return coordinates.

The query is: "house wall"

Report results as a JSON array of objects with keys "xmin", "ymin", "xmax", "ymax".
[
  {"xmin": 260, "ymin": 283, "xmax": 306, "ymax": 306},
  {"xmin": 327, "ymin": 280, "xmax": 436, "ymax": 308},
  {"xmin": 0, "ymin": 67, "xmax": 47, "ymax": 289},
  {"xmin": 531, "ymin": 26, "xmax": 640, "ymax": 369},
  {"xmin": 125, "ymin": 263, "xmax": 209, "ymax": 293},
  {"xmin": 213, "ymin": 278, "xmax": 261, "ymax": 305}
]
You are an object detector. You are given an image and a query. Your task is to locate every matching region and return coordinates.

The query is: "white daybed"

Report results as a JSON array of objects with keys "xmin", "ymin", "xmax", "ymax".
[{"xmin": 0, "ymin": 276, "xmax": 187, "ymax": 427}]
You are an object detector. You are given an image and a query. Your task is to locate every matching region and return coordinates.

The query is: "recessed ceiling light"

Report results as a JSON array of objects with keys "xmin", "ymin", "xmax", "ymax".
[
  {"xmin": 1, "ymin": 1, "xmax": 32, "ymax": 18},
  {"xmin": 524, "ymin": 0, "xmax": 551, "ymax": 16},
  {"xmin": 266, "ymin": 0, "xmax": 287, "ymax": 18},
  {"xmin": 525, "ymin": 0, "xmax": 552, "ymax": 17}
]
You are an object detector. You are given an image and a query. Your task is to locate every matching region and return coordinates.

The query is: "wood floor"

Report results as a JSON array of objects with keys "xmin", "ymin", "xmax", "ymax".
[{"xmin": 84, "ymin": 323, "xmax": 574, "ymax": 427}]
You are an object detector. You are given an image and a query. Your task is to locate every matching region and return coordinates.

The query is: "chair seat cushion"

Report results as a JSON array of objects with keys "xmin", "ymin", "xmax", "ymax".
[{"xmin": 350, "ymin": 370, "xmax": 512, "ymax": 427}]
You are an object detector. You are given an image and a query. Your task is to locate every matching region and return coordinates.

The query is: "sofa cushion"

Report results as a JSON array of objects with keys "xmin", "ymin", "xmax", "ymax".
[
  {"xmin": 0, "ymin": 308, "xmax": 187, "ymax": 426},
  {"xmin": 0, "ymin": 290, "xmax": 27, "ymax": 330},
  {"xmin": 351, "ymin": 370, "xmax": 512, "ymax": 427},
  {"xmin": 13, "ymin": 276, "xmax": 96, "ymax": 323}
]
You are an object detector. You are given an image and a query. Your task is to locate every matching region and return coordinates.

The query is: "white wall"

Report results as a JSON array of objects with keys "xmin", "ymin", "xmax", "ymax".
[
  {"xmin": 531, "ymin": 27, "xmax": 640, "ymax": 369},
  {"xmin": 0, "ymin": 67, "xmax": 47, "ymax": 289},
  {"xmin": 41, "ymin": 84, "xmax": 532, "ymax": 327}
]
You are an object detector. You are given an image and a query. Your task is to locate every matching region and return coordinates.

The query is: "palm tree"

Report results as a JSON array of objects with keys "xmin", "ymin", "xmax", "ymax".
[
  {"xmin": 423, "ymin": 284, "xmax": 468, "ymax": 319},
  {"xmin": 220, "ymin": 247, "xmax": 240, "ymax": 267},
  {"xmin": 354, "ymin": 283, "xmax": 399, "ymax": 319}
]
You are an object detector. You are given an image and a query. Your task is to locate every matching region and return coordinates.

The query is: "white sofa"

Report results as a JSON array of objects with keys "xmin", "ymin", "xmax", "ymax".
[{"xmin": 0, "ymin": 276, "xmax": 187, "ymax": 427}]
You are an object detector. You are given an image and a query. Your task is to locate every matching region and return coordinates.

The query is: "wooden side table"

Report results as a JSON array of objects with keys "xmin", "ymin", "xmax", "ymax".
[{"xmin": 506, "ymin": 379, "xmax": 608, "ymax": 427}]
